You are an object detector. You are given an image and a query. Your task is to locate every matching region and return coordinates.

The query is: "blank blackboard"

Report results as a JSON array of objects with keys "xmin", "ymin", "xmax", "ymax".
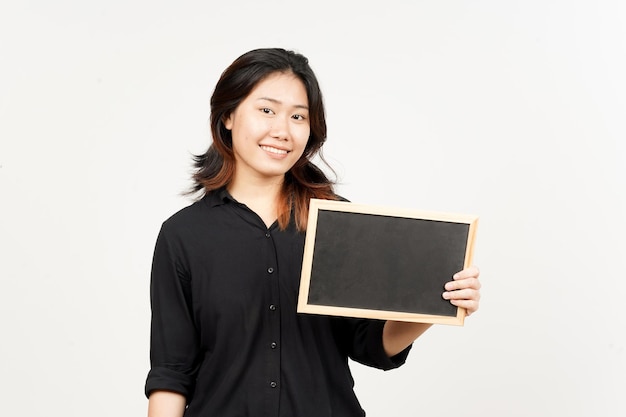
[{"xmin": 297, "ymin": 199, "xmax": 478, "ymax": 326}]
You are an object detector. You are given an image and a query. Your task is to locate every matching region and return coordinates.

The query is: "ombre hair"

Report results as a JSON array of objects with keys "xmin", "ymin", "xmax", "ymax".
[{"xmin": 190, "ymin": 48, "xmax": 336, "ymax": 231}]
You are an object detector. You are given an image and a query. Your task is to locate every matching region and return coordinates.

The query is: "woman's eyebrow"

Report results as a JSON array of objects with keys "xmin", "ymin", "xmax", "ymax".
[{"xmin": 257, "ymin": 96, "xmax": 309, "ymax": 110}]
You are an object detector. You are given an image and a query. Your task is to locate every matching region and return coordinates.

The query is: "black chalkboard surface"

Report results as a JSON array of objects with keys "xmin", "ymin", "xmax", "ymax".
[{"xmin": 297, "ymin": 199, "xmax": 478, "ymax": 326}]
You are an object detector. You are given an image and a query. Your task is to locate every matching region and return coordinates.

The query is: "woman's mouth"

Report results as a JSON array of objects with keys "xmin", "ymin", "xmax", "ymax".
[{"xmin": 260, "ymin": 145, "xmax": 289, "ymax": 155}]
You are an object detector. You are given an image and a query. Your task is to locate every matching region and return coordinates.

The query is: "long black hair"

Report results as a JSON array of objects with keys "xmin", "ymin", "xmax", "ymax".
[{"xmin": 191, "ymin": 48, "xmax": 336, "ymax": 231}]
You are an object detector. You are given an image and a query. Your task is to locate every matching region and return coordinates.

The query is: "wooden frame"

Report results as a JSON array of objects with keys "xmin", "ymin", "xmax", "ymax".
[{"xmin": 297, "ymin": 199, "xmax": 479, "ymax": 326}]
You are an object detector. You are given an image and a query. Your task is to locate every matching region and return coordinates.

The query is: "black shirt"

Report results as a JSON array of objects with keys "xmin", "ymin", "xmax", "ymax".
[{"xmin": 145, "ymin": 190, "xmax": 411, "ymax": 417}]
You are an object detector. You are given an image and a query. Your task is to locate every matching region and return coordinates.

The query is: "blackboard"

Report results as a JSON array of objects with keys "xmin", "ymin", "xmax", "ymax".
[{"xmin": 297, "ymin": 199, "xmax": 478, "ymax": 326}]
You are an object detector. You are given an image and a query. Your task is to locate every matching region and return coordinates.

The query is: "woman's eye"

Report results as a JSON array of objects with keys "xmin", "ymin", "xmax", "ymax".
[
  {"xmin": 261, "ymin": 108, "xmax": 273, "ymax": 114},
  {"xmin": 292, "ymin": 114, "xmax": 306, "ymax": 121}
]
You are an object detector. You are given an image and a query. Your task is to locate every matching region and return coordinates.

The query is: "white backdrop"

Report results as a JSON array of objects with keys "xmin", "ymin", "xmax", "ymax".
[{"xmin": 1, "ymin": 1, "xmax": 624, "ymax": 416}]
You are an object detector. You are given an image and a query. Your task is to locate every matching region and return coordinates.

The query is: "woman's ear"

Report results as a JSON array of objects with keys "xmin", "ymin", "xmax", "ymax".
[{"xmin": 223, "ymin": 113, "xmax": 233, "ymax": 130}]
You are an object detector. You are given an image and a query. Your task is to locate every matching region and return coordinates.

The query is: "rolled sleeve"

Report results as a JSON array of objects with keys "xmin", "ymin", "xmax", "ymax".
[
  {"xmin": 333, "ymin": 318, "xmax": 412, "ymax": 371},
  {"xmin": 362, "ymin": 320, "xmax": 411, "ymax": 370},
  {"xmin": 145, "ymin": 222, "xmax": 200, "ymax": 400},
  {"xmin": 145, "ymin": 366, "xmax": 197, "ymax": 398}
]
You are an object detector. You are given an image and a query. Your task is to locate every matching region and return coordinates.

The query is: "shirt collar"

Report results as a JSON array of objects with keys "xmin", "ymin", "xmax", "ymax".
[{"xmin": 204, "ymin": 188, "xmax": 236, "ymax": 208}]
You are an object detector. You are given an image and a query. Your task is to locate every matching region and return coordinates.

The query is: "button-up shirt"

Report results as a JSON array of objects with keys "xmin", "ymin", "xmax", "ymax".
[{"xmin": 145, "ymin": 189, "xmax": 411, "ymax": 417}]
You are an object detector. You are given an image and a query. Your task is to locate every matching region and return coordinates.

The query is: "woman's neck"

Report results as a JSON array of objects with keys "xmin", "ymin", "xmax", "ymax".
[{"xmin": 227, "ymin": 175, "xmax": 284, "ymax": 228}]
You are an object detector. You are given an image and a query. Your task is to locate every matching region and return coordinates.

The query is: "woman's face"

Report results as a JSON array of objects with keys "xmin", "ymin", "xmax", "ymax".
[{"xmin": 224, "ymin": 71, "xmax": 310, "ymax": 184}]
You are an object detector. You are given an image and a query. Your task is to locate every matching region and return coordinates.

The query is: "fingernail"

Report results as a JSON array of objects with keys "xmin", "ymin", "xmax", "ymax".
[{"xmin": 442, "ymin": 292, "xmax": 450, "ymax": 300}]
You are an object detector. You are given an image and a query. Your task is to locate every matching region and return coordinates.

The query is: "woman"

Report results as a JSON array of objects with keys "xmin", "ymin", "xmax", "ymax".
[{"xmin": 146, "ymin": 48, "xmax": 481, "ymax": 417}]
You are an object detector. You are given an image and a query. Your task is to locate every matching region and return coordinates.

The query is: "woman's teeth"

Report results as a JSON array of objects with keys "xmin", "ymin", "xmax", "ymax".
[{"xmin": 260, "ymin": 145, "xmax": 288, "ymax": 155}]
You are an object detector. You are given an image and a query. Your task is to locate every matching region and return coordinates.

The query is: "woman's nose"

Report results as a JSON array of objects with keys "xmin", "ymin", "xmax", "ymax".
[{"xmin": 269, "ymin": 116, "xmax": 290, "ymax": 140}]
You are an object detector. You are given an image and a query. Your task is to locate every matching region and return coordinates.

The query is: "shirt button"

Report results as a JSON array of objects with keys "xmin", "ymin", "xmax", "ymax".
[
  {"xmin": 271, "ymin": 342, "xmax": 277, "ymax": 349},
  {"xmin": 267, "ymin": 267, "xmax": 274, "ymax": 274},
  {"xmin": 270, "ymin": 381, "xmax": 277, "ymax": 388},
  {"xmin": 269, "ymin": 304, "xmax": 276, "ymax": 311},
  {"xmin": 265, "ymin": 232, "xmax": 271, "ymax": 238}
]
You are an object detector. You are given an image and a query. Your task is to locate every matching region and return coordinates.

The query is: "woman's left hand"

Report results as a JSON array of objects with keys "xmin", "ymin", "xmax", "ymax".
[{"xmin": 442, "ymin": 265, "xmax": 481, "ymax": 316}]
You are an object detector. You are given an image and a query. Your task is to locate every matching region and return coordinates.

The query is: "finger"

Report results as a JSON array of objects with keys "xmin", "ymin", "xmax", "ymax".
[
  {"xmin": 453, "ymin": 265, "xmax": 480, "ymax": 280},
  {"xmin": 450, "ymin": 299, "xmax": 480, "ymax": 316},
  {"xmin": 442, "ymin": 288, "xmax": 481, "ymax": 302},
  {"xmin": 444, "ymin": 277, "xmax": 481, "ymax": 291}
]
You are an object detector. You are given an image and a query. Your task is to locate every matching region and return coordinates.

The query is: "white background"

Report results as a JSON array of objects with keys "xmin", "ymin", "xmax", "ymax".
[{"xmin": 1, "ymin": 1, "xmax": 624, "ymax": 416}]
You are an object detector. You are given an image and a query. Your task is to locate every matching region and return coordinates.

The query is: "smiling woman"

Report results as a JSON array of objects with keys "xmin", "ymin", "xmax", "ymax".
[
  {"xmin": 189, "ymin": 48, "xmax": 336, "ymax": 231},
  {"xmin": 224, "ymin": 72, "xmax": 312, "ymax": 225},
  {"xmin": 145, "ymin": 48, "xmax": 481, "ymax": 417}
]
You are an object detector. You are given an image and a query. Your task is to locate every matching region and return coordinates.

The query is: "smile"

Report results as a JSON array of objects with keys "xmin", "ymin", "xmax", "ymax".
[{"xmin": 260, "ymin": 145, "xmax": 289, "ymax": 155}]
